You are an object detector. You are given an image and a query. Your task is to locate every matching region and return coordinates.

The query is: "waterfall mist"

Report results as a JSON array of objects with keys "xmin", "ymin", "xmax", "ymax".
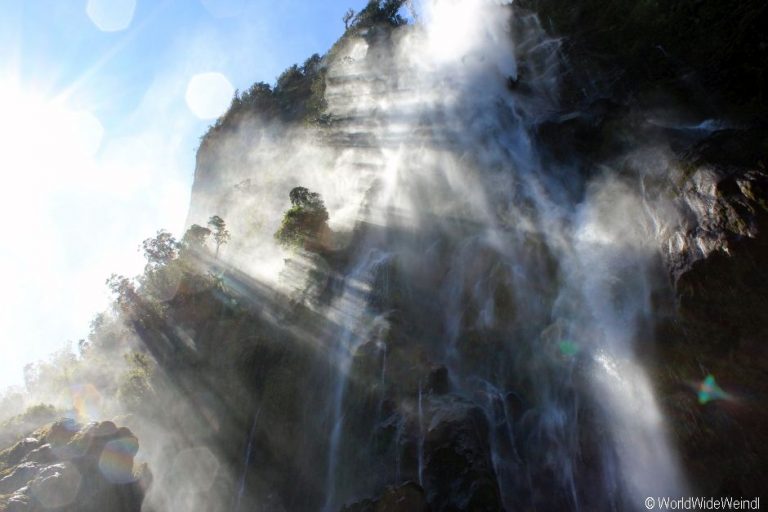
[{"xmin": 181, "ymin": 0, "xmax": 692, "ymax": 510}]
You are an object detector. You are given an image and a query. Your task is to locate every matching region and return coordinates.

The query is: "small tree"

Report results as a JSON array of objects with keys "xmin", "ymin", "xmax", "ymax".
[
  {"xmin": 181, "ymin": 224, "xmax": 212, "ymax": 256},
  {"xmin": 343, "ymin": 8, "xmax": 355, "ymax": 29},
  {"xmin": 107, "ymin": 274, "xmax": 138, "ymax": 311},
  {"xmin": 208, "ymin": 215, "xmax": 231, "ymax": 257},
  {"xmin": 141, "ymin": 230, "xmax": 179, "ymax": 269},
  {"xmin": 274, "ymin": 187, "xmax": 331, "ymax": 250}
]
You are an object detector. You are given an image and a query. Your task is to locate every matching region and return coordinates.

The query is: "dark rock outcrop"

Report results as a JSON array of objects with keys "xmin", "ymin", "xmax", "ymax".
[
  {"xmin": 341, "ymin": 482, "xmax": 429, "ymax": 512},
  {"xmin": 665, "ymin": 129, "xmax": 768, "ymax": 350},
  {"xmin": 422, "ymin": 399, "xmax": 502, "ymax": 512}
]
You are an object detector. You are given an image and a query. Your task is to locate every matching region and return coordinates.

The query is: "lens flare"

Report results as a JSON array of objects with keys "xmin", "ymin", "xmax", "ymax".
[
  {"xmin": 70, "ymin": 383, "xmax": 103, "ymax": 421},
  {"xmin": 558, "ymin": 339, "xmax": 579, "ymax": 357},
  {"xmin": 99, "ymin": 436, "xmax": 140, "ymax": 484},
  {"xmin": 86, "ymin": 0, "xmax": 137, "ymax": 32},
  {"xmin": 698, "ymin": 374, "xmax": 727, "ymax": 404},
  {"xmin": 185, "ymin": 72, "xmax": 234, "ymax": 120}
]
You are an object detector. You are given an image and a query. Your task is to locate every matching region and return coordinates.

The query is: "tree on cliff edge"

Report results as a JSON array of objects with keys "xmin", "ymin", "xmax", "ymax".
[
  {"xmin": 274, "ymin": 186, "xmax": 331, "ymax": 251},
  {"xmin": 208, "ymin": 215, "xmax": 231, "ymax": 257}
]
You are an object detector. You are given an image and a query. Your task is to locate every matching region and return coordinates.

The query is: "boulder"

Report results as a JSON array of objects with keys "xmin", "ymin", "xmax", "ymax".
[{"xmin": 0, "ymin": 420, "xmax": 149, "ymax": 512}]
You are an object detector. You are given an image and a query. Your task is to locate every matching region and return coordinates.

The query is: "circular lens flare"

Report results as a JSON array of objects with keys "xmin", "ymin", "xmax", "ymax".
[
  {"xmin": 99, "ymin": 437, "xmax": 139, "ymax": 484},
  {"xmin": 185, "ymin": 72, "xmax": 234, "ymax": 120},
  {"xmin": 86, "ymin": 0, "xmax": 137, "ymax": 32}
]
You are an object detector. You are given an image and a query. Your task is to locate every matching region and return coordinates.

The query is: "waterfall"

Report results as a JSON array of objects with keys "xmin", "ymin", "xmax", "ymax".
[
  {"xmin": 322, "ymin": 249, "xmax": 393, "ymax": 512},
  {"xmin": 313, "ymin": 0, "xmax": 687, "ymax": 508},
  {"xmin": 207, "ymin": 0, "xmax": 692, "ymax": 509}
]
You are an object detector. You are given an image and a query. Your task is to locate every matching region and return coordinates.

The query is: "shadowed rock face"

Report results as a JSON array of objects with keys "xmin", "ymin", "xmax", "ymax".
[
  {"xmin": 655, "ymin": 129, "xmax": 768, "ymax": 497},
  {"xmin": 667, "ymin": 129, "xmax": 768, "ymax": 347},
  {"xmin": 341, "ymin": 482, "xmax": 429, "ymax": 512},
  {"xmin": 0, "ymin": 420, "xmax": 149, "ymax": 512},
  {"xmin": 517, "ymin": 0, "xmax": 768, "ymax": 118}
]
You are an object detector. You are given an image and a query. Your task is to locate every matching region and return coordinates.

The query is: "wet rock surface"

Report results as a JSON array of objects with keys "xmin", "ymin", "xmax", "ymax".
[{"xmin": 0, "ymin": 420, "xmax": 148, "ymax": 512}]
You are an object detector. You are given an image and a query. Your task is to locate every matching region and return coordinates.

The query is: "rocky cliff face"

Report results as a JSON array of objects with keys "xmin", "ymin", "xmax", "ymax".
[
  {"xmin": 0, "ymin": 420, "xmax": 148, "ymax": 512},
  {"xmin": 93, "ymin": 1, "xmax": 768, "ymax": 510},
  {"xmin": 656, "ymin": 128, "xmax": 768, "ymax": 497}
]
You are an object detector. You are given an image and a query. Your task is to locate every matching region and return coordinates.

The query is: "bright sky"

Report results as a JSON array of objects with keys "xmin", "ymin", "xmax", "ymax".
[{"xmin": 0, "ymin": 0, "xmax": 371, "ymax": 390}]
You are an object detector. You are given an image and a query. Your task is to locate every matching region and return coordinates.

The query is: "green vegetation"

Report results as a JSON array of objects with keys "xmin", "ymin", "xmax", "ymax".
[
  {"xmin": 107, "ymin": 217, "xmax": 230, "ymax": 319},
  {"xmin": 0, "ymin": 404, "xmax": 59, "ymax": 448},
  {"xmin": 0, "ymin": 214, "xmax": 238, "ymax": 448},
  {"xmin": 199, "ymin": 0, "xmax": 409, "ymax": 150},
  {"xmin": 117, "ymin": 352, "xmax": 157, "ymax": 414},
  {"xmin": 180, "ymin": 224, "xmax": 211, "ymax": 255},
  {"xmin": 274, "ymin": 187, "xmax": 331, "ymax": 250},
  {"xmin": 345, "ymin": 0, "xmax": 407, "ymax": 30}
]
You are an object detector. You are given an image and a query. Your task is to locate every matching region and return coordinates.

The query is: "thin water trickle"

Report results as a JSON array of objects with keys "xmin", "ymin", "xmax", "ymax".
[
  {"xmin": 234, "ymin": 408, "xmax": 260, "ymax": 512},
  {"xmin": 417, "ymin": 380, "xmax": 424, "ymax": 488}
]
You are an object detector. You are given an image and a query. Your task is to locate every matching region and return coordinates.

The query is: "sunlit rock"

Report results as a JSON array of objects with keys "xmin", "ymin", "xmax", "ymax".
[
  {"xmin": 0, "ymin": 420, "xmax": 148, "ymax": 512},
  {"xmin": 28, "ymin": 462, "xmax": 82, "ymax": 509}
]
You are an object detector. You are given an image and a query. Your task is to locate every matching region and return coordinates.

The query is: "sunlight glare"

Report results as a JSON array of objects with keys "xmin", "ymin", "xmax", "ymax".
[
  {"xmin": 185, "ymin": 72, "xmax": 234, "ymax": 120},
  {"xmin": 0, "ymin": 85, "xmax": 103, "ymax": 192},
  {"xmin": 424, "ymin": 0, "xmax": 486, "ymax": 63}
]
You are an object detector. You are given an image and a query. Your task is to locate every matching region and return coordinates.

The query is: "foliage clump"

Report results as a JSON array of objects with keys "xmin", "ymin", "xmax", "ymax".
[
  {"xmin": 344, "ymin": 0, "xmax": 408, "ymax": 32},
  {"xmin": 274, "ymin": 187, "xmax": 331, "ymax": 250},
  {"xmin": 107, "ymin": 215, "xmax": 230, "ymax": 320},
  {"xmin": 199, "ymin": 0, "xmax": 410, "ymax": 148},
  {"xmin": 202, "ymin": 53, "xmax": 329, "ymax": 145},
  {"xmin": 117, "ymin": 352, "xmax": 156, "ymax": 414},
  {"xmin": 0, "ymin": 404, "xmax": 60, "ymax": 449}
]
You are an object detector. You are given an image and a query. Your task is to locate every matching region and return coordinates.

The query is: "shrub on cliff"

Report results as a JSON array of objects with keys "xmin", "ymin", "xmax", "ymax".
[{"xmin": 274, "ymin": 186, "xmax": 331, "ymax": 250}]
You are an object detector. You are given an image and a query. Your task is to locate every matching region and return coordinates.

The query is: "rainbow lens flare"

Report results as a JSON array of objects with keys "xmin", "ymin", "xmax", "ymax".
[
  {"xmin": 70, "ymin": 383, "xmax": 103, "ymax": 421},
  {"xmin": 558, "ymin": 340, "xmax": 579, "ymax": 357},
  {"xmin": 698, "ymin": 374, "xmax": 727, "ymax": 404},
  {"xmin": 98, "ymin": 436, "xmax": 139, "ymax": 484}
]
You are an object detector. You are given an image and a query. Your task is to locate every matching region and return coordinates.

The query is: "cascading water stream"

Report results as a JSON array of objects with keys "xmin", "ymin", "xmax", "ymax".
[
  {"xmin": 322, "ymin": 249, "xmax": 393, "ymax": 512},
  {"xmin": 417, "ymin": 380, "xmax": 424, "ymax": 487},
  {"xmin": 234, "ymin": 408, "xmax": 260, "ymax": 512}
]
